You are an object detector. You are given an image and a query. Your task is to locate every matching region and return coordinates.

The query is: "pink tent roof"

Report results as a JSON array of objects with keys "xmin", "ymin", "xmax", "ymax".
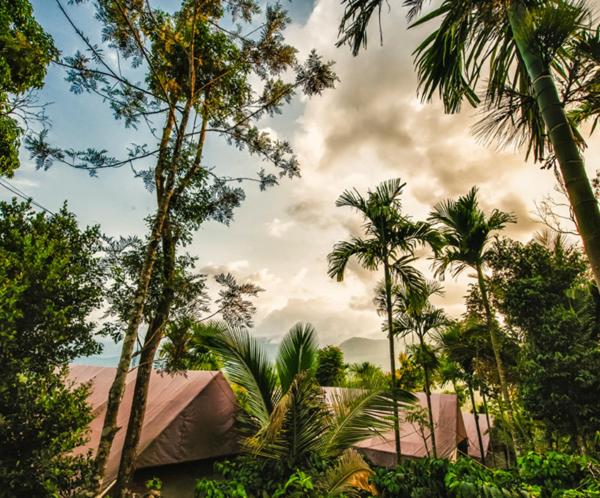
[
  {"xmin": 69, "ymin": 365, "xmax": 238, "ymax": 491},
  {"xmin": 324, "ymin": 390, "xmax": 468, "ymax": 467},
  {"xmin": 463, "ymin": 412, "xmax": 492, "ymax": 459}
]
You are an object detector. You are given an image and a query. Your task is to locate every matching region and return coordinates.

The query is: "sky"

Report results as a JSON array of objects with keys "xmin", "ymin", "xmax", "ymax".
[{"xmin": 7, "ymin": 0, "xmax": 600, "ymax": 350}]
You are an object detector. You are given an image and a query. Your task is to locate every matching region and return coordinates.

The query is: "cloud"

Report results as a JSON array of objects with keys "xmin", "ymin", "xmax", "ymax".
[{"xmin": 265, "ymin": 218, "xmax": 295, "ymax": 238}]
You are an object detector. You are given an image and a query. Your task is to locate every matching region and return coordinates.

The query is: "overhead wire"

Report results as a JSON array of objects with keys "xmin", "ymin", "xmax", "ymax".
[{"xmin": 0, "ymin": 178, "xmax": 55, "ymax": 215}]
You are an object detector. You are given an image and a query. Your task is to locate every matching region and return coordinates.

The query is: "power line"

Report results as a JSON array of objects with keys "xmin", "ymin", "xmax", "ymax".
[{"xmin": 0, "ymin": 178, "xmax": 55, "ymax": 215}]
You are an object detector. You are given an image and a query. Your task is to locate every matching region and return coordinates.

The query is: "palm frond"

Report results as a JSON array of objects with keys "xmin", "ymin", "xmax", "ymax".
[
  {"xmin": 318, "ymin": 449, "xmax": 375, "ymax": 497},
  {"xmin": 246, "ymin": 371, "xmax": 329, "ymax": 467},
  {"xmin": 201, "ymin": 322, "xmax": 278, "ymax": 426},
  {"xmin": 276, "ymin": 322, "xmax": 319, "ymax": 393},
  {"xmin": 325, "ymin": 387, "xmax": 413, "ymax": 456},
  {"xmin": 337, "ymin": 0, "xmax": 386, "ymax": 55},
  {"xmin": 327, "ymin": 237, "xmax": 380, "ymax": 281}
]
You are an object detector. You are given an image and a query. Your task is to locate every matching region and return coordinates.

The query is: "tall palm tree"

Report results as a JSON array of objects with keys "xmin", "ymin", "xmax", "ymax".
[
  {"xmin": 327, "ymin": 178, "xmax": 435, "ymax": 462},
  {"xmin": 337, "ymin": 0, "xmax": 600, "ymax": 290},
  {"xmin": 389, "ymin": 280, "xmax": 446, "ymax": 457},
  {"xmin": 201, "ymin": 321, "xmax": 413, "ymax": 493},
  {"xmin": 429, "ymin": 187, "xmax": 518, "ymax": 451}
]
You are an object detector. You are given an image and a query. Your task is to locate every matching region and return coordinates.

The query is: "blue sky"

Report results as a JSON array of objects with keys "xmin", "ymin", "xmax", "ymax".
[{"xmin": 6, "ymin": 0, "xmax": 599, "ymax": 352}]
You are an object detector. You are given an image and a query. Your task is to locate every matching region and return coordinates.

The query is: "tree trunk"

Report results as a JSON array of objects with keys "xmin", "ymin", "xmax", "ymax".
[
  {"xmin": 476, "ymin": 264, "xmax": 519, "ymax": 455},
  {"xmin": 94, "ymin": 103, "xmax": 191, "ymax": 492},
  {"xmin": 383, "ymin": 259, "xmax": 402, "ymax": 464},
  {"xmin": 481, "ymin": 390, "xmax": 496, "ymax": 467},
  {"xmin": 508, "ymin": 1, "xmax": 600, "ymax": 290},
  {"xmin": 93, "ymin": 192, "xmax": 171, "ymax": 491},
  {"xmin": 468, "ymin": 382, "xmax": 486, "ymax": 463},
  {"xmin": 113, "ymin": 224, "xmax": 177, "ymax": 497},
  {"xmin": 418, "ymin": 335, "xmax": 437, "ymax": 457}
]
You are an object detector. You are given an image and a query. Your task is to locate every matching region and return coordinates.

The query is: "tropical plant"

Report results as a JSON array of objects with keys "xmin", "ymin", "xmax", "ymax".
[
  {"xmin": 200, "ymin": 321, "xmax": 413, "ymax": 494},
  {"xmin": 328, "ymin": 178, "xmax": 435, "ymax": 461},
  {"xmin": 337, "ymin": 0, "xmax": 600, "ymax": 292},
  {"xmin": 316, "ymin": 345, "xmax": 346, "ymax": 387},
  {"xmin": 429, "ymin": 187, "xmax": 518, "ymax": 451},
  {"xmin": 439, "ymin": 319, "xmax": 490, "ymax": 462},
  {"xmin": 387, "ymin": 280, "xmax": 446, "ymax": 457}
]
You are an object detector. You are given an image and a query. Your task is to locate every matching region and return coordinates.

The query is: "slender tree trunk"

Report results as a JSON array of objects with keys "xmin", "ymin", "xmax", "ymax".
[
  {"xmin": 418, "ymin": 334, "xmax": 437, "ymax": 457},
  {"xmin": 383, "ymin": 259, "xmax": 402, "ymax": 464},
  {"xmin": 508, "ymin": 1, "xmax": 600, "ymax": 290},
  {"xmin": 481, "ymin": 390, "xmax": 496, "ymax": 467},
  {"xmin": 468, "ymin": 382, "xmax": 486, "ymax": 463},
  {"xmin": 93, "ymin": 192, "xmax": 171, "ymax": 491},
  {"xmin": 113, "ymin": 225, "xmax": 177, "ymax": 497},
  {"xmin": 476, "ymin": 264, "xmax": 519, "ymax": 455},
  {"xmin": 94, "ymin": 104, "xmax": 191, "ymax": 492}
]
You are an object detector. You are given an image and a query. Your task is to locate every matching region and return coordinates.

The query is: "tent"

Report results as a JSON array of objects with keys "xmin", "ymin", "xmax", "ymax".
[
  {"xmin": 325, "ymin": 391, "xmax": 468, "ymax": 467},
  {"xmin": 68, "ymin": 365, "xmax": 238, "ymax": 493},
  {"xmin": 463, "ymin": 412, "xmax": 493, "ymax": 460}
]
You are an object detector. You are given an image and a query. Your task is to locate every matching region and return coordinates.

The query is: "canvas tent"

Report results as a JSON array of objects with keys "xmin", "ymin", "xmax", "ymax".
[
  {"xmin": 68, "ymin": 365, "xmax": 238, "ymax": 494},
  {"xmin": 326, "ymin": 391, "xmax": 468, "ymax": 467}
]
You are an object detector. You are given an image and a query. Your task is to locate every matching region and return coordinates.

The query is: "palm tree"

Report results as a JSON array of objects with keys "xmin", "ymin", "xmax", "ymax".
[
  {"xmin": 337, "ymin": 0, "xmax": 600, "ymax": 290},
  {"xmin": 201, "ymin": 321, "xmax": 412, "ymax": 494},
  {"xmin": 389, "ymin": 280, "xmax": 446, "ymax": 457},
  {"xmin": 429, "ymin": 187, "xmax": 518, "ymax": 451},
  {"xmin": 439, "ymin": 319, "xmax": 489, "ymax": 463},
  {"xmin": 327, "ymin": 178, "xmax": 435, "ymax": 462}
]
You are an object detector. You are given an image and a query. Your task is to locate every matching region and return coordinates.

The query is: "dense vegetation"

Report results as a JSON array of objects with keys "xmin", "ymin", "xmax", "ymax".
[{"xmin": 1, "ymin": 0, "xmax": 599, "ymax": 496}]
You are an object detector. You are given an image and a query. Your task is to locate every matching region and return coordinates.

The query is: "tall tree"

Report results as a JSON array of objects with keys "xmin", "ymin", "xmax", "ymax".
[
  {"xmin": 337, "ymin": 0, "xmax": 600, "ymax": 290},
  {"xmin": 487, "ymin": 234, "xmax": 600, "ymax": 452},
  {"xmin": 327, "ymin": 178, "xmax": 434, "ymax": 463},
  {"xmin": 0, "ymin": 200, "xmax": 103, "ymax": 496},
  {"xmin": 29, "ymin": 1, "xmax": 336, "ymax": 490},
  {"xmin": 429, "ymin": 187, "xmax": 519, "ymax": 451},
  {"xmin": 388, "ymin": 280, "xmax": 446, "ymax": 457},
  {"xmin": 0, "ymin": 0, "xmax": 56, "ymax": 176}
]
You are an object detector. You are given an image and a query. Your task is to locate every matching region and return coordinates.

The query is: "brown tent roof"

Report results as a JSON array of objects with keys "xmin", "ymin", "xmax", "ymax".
[
  {"xmin": 463, "ymin": 412, "xmax": 492, "ymax": 459},
  {"xmin": 69, "ymin": 365, "xmax": 238, "ymax": 491},
  {"xmin": 324, "ymin": 390, "xmax": 468, "ymax": 467}
]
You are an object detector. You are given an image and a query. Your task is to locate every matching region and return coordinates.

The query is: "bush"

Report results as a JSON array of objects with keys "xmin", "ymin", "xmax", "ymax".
[
  {"xmin": 369, "ymin": 458, "xmax": 449, "ymax": 497},
  {"xmin": 367, "ymin": 453, "xmax": 600, "ymax": 498}
]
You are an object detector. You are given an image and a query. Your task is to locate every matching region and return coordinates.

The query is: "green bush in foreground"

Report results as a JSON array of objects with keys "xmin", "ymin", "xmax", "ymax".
[{"xmin": 371, "ymin": 453, "xmax": 600, "ymax": 498}]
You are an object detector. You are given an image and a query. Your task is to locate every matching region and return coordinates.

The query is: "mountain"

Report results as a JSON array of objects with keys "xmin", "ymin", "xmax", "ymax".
[{"xmin": 338, "ymin": 336, "xmax": 404, "ymax": 371}]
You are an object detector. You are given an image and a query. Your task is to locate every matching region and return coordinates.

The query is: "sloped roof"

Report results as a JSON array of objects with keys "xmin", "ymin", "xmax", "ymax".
[
  {"xmin": 463, "ymin": 412, "xmax": 492, "ymax": 459},
  {"xmin": 324, "ymin": 390, "xmax": 468, "ymax": 467},
  {"xmin": 69, "ymin": 365, "xmax": 238, "ymax": 490}
]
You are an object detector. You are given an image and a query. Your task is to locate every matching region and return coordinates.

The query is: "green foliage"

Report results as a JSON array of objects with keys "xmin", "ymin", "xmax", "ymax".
[
  {"xmin": 369, "ymin": 453, "xmax": 600, "ymax": 498},
  {"xmin": 0, "ymin": 0, "xmax": 56, "ymax": 176},
  {"xmin": 0, "ymin": 200, "xmax": 103, "ymax": 496},
  {"xmin": 316, "ymin": 346, "xmax": 346, "ymax": 387},
  {"xmin": 369, "ymin": 458, "xmax": 450, "ymax": 497},
  {"xmin": 488, "ymin": 235, "xmax": 600, "ymax": 444},
  {"xmin": 345, "ymin": 362, "xmax": 387, "ymax": 389},
  {"xmin": 195, "ymin": 457, "xmax": 317, "ymax": 498}
]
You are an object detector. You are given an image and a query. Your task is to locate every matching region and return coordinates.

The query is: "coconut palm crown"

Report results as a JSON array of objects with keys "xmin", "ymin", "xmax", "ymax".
[
  {"xmin": 429, "ymin": 186, "xmax": 516, "ymax": 279},
  {"xmin": 199, "ymin": 320, "xmax": 413, "ymax": 491}
]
